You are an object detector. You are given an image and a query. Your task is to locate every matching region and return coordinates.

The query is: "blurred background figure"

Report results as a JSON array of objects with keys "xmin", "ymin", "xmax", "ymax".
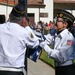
[
  {"xmin": 69, "ymin": 22, "xmax": 75, "ymax": 38},
  {"xmin": 48, "ymin": 21, "xmax": 53, "ymax": 32},
  {"xmin": 50, "ymin": 18, "xmax": 57, "ymax": 36},
  {"xmin": 36, "ymin": 21, "xmax": 43, "ymax": 32},
  {"xmin": 44, "ymin": 22, "xmax": 49, "ymax": 35}
]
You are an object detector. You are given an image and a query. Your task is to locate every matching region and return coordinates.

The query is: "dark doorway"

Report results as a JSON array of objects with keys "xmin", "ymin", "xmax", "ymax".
[
  {"xmin": 0, "ymin": 15, "xmax": 5, "ymax": 24},
  {"xmin": 27, "ymin": 13, "xmax": 34, "ymax": 24}
]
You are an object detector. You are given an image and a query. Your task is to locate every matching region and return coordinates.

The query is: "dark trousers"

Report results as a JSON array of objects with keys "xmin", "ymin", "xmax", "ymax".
[
  {"xmin": 55, "ymin": 64, "xmax": 75, "ymax": 75},
  {"xmin": 0, "ymin": 71, "xmax": 24, "ymax": 75}
]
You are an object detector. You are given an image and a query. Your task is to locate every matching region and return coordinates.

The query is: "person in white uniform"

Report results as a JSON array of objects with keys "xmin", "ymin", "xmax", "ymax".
[
  {"xmin": 0, "ymin": 1, "xmax": 39, "ymax": 75},
  {"xmin": 40, "ymin": 9, "xmax": 75, "ymax": 75}
]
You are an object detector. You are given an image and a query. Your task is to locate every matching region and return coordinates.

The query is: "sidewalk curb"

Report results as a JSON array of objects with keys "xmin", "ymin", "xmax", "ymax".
[{"xmin": 40, "ymin": 59, "xmax": 55, "ymax": 69}]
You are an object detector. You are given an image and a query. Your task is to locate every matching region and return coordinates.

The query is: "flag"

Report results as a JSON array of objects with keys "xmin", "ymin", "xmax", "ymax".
[
  {"xmin": 27, "ymin": 46, "xmax": 42, "ymax": 62},
  {"xmin": 67, "ymin": 40, "xmax": 72, "ymax": 45}
]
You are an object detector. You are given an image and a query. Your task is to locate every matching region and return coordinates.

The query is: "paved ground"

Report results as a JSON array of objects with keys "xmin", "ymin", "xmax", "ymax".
[{"xmin": 27, "ymin": 58, "xmax": 55, "ymax": 75}]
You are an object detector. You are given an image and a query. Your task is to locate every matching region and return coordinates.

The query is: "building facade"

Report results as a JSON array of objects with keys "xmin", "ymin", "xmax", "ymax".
[
  {"xmin": 0, "ymin": 0, "xmax": 53, "ymax": 24},
  {"xmin": 0, "ymin": 0, "xmax": 75, "ymax": 24},
  {"xmin": 54, "ymin": 0, "xmax": 75, "ymax": 19}
]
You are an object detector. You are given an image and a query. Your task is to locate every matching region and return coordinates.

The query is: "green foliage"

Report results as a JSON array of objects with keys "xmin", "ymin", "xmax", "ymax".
[{"xmin": 40, "ymin": 50, "xmax": 55, "ymax": 68}]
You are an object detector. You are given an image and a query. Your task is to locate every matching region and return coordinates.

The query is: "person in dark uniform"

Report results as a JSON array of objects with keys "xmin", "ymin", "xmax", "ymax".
[{"xmin": 40, "ymin": 9, "xmax": 75, "ymax": 75}]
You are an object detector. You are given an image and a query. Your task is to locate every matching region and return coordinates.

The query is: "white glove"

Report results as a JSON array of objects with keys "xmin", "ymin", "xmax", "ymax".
[{"xmin": 40, "ymin": 41, "xmax": 52, "ymax": 54}]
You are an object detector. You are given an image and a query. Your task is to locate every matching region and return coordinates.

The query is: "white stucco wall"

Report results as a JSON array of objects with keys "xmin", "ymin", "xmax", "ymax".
[
  {"xmin": 28, "ymin": 8, "xmax": 40, "ymax": 24},
  {"xmin": 1, "ymin": 1, "xmax": 75, "ymax": 24},
  {"xmin": 40, "ymin": 0, "xmax": 53, "ymax": 23},
  {"xmin": 28, "ymin": 0, "xmax": 53, "ymax": 24},
  {"xmin": 0, "ymin": 0, "xmax": 53, "ymax": 23},
  {"xmin": 0, "ymin": 5, "xmax": 12, "ymax": 21},
  {"xmin": 67, "ymin": 10, "xmax": 75, "ymax": 17}
]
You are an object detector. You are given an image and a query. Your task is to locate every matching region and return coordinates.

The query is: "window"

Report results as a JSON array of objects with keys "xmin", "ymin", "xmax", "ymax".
[
  {"xmin": 0, "ymin": 15, "xmax": 5, "ymax": 24},
  {"xmin": 37, "ymin": 0, "xmax": 44, "ymax": 3},
  {"xmin": 40, "ymin": 13, "xmax": 48, "ymax": 17}
]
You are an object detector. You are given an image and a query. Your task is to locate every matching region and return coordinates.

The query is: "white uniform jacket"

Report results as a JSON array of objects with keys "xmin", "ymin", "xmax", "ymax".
[
  {"xmin": 0, "ymin": 22, "xmax": 39, "ymax": 68},
  {"xmin": 40, "ymin": 29, "xmax": 74, "ymax": 66}
]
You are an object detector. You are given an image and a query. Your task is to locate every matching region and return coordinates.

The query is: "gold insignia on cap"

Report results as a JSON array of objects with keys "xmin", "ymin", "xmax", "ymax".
[
  {"xmin": 30, "ymin": 33, "xmax": 34, "ymax": 38},
  {"xmin": 14, "ymin": 6, "xmax": 26, "ymax": 14},
  {"xmin": 60, "ymin": 13, "xmax": 63, "ymax": 17}
]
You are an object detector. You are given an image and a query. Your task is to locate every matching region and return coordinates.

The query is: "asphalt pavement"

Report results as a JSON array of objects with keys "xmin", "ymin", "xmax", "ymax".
[{"xmin": 27, "ymin": 58, "xmax": 55, "ymax": 75}]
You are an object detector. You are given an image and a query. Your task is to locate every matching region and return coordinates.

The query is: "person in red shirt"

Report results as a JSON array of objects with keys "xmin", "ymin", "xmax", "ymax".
[{"xmin": 48, "ymin": 21, "xmax": 53, "ymax": 30}]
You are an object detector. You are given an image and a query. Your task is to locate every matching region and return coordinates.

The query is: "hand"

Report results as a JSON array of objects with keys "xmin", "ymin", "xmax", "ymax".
[
  {"xmin": 40, "ymin": 41, "xmax": 52, "ymax": 54},
  {"xmin": 21, "ymin": 18, "xmax": 28, "ymax": 28}
]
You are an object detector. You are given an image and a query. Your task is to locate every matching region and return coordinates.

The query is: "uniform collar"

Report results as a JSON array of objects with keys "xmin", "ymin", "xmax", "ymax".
[{"xmin": 57, "ymin": 29, "xmax": 68, "ymax": 39}]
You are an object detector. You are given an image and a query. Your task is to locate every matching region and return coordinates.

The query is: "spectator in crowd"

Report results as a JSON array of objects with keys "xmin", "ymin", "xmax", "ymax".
[
  {"xmin": 48, "ymin": 21, "xmax": 53, "ymax": 31},
  {"xmin": 69, "ymin": 22, "xmax": 75, "ymax": 38},
  {"xmin": 73, "ymin": 23, "xmax": 75, "ymax": 38},
  {"xmin": 33, "ymin": 22, "xmax": 36, "ymax": 29},
  {"xmin": 50, "ymin": 18, "xmax": 57, "ymax": 36},
  {"xmin": 36, "ymin": 21, "xmax": 43, "ymax": 32},
  {"xmin": 44, "ymin": 22, "xmax": 49, "ymax": 34},
  {"xmin": 50, "ymin": 23, "xmax": 57, "ymax": 36}
]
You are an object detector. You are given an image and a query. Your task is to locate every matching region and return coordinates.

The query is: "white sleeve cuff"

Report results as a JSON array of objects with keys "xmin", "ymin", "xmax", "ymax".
[{"xmin": 40, "ymin": 41, "xmax": 52, "ymax": 54}]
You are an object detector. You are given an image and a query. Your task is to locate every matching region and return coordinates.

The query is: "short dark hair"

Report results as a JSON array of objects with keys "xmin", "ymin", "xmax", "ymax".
[{"xmin": 9, "ymin": 14, "xmax": 23, "ymax": 23}]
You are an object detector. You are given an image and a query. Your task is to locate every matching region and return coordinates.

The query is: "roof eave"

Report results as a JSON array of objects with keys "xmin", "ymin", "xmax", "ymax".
[
  {"xmin": 0, "ymin": 2, "xmax": 14, "ymax": 7},
  {"xmin": 0, "ymin": 2, "xmax": 46, "ymax": 8},
  {"xmin": 28, "ymin": 4, "xmax": 46, "ymax": 8},
  {"xmin": 54, "ymin": 1, "xmax": 75, "ymax": 4}
]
